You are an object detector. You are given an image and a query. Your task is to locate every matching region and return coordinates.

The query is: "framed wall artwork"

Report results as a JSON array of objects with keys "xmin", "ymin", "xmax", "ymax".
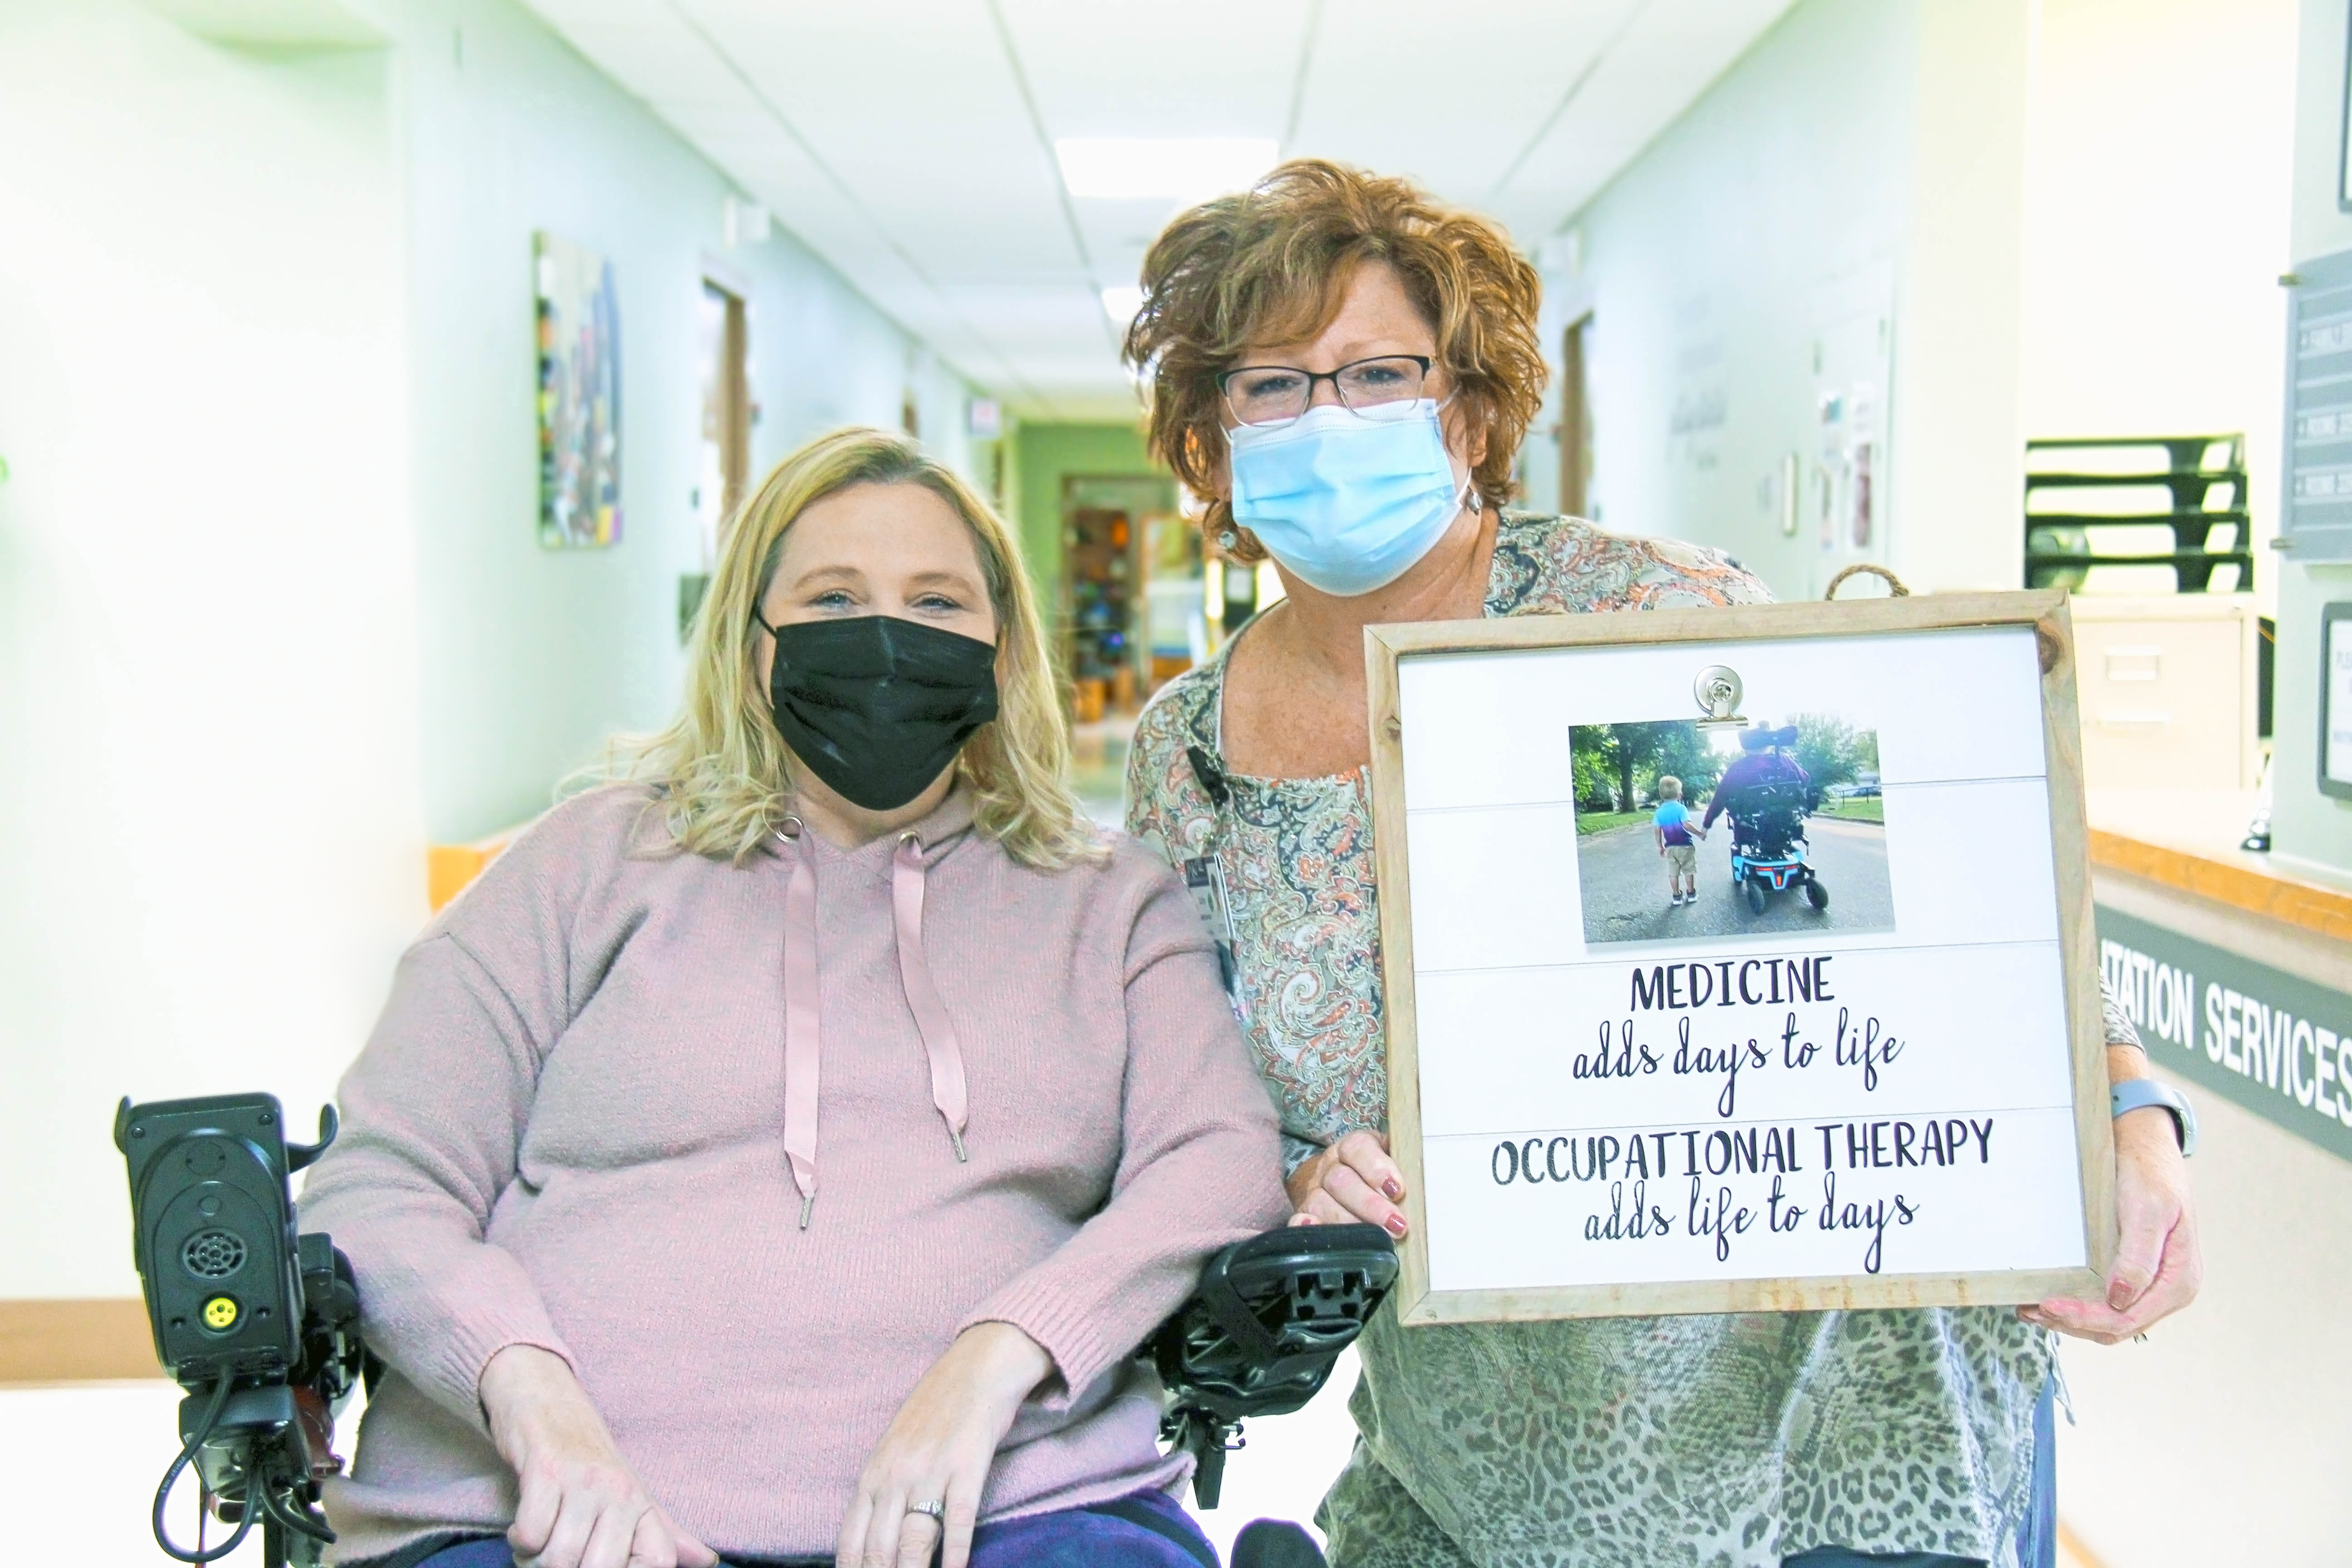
[
  {"xmin": 2319, "ymin": 601, "xmax": 2352, "ymax": 798},
  {"xmin": 2340, "ymin": 0, "xmax": 2352, "ymax": 210},
  {"xmin": 534, "ymin": 231, "xmax": 622, "ymax": 549}
]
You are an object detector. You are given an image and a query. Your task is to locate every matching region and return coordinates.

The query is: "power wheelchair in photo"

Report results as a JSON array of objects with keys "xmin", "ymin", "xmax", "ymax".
[
  {"xmin": 1722, "ymin": 778, "xmax": 1829, "ymax": 916},
  {"xmin": 115, "ymin": 1093, "xmax": 1397, "ymax": 1568}
]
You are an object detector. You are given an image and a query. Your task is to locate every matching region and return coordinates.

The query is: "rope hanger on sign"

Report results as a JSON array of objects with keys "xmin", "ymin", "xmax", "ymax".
[{"xmin": 1823, "ymin": 563, "xmax": 1910, "ymax": 600}]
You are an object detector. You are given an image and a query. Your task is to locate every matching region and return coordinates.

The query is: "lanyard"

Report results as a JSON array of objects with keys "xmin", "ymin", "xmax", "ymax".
[{"xmin": 1182, "ymin": 744, "xmax": 1247, "ymax": 1024}]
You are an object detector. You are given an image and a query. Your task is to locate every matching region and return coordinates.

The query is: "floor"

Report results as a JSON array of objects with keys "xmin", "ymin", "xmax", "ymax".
[
  {"xmin": 1, "ymin": 1378, "xmax": 303, "ymax": 1564},
  {"xmin": 0, "ymin": 1352, "xmax": 1361, "ymax": 1565}
]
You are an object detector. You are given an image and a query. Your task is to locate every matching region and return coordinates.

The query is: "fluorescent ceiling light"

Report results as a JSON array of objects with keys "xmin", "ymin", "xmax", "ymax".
[
  {"xmin": 1101, "ymin": 285, "xmax": 1146, "ymax": 325},
  {"xmin": 1055, "ymin": 138, "xmax": 1279, "ymax": 201}
]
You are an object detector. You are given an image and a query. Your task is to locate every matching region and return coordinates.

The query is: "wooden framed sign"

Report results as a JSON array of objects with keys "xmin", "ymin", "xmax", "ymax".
[{"xmin": 1365, "ymin": 591, "xmax": 2113, "ymax": 1325}]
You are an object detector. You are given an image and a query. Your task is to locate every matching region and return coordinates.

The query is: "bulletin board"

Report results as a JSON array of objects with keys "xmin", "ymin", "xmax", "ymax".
[{"xmin": 1365, "ymin": 591, "xmax": 2113, "ymax": 1324}]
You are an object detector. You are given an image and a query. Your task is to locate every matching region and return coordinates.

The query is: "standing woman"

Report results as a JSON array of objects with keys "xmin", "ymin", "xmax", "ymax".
[{"xmin": 1121, "ymin": 162, "xmax": 2200, "ymax": 1568}]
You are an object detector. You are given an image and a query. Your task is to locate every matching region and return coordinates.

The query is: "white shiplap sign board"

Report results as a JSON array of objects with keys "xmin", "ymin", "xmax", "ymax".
[{"xmin": 1365, "ymin": 594, "xmax": 2113, "ymax": 1324}]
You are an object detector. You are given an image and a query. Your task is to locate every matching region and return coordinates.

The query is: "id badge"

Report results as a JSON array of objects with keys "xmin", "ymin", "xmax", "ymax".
[{"xmin": 1182, "ymin": 854, "xmax": 1248, "ymax": 1024}]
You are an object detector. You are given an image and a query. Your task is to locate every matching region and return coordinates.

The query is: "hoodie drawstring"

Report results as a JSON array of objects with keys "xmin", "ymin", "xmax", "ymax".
[
  {"xmin": 779, "ymin": 821, "xmax": 823, "ymax": 1229},
  {"xmin": 893, "ymin": 833, "xmax": 971, "ymax": 1163},
  {"xmin": 778, "ymin": 821, "xmax": 972, "ymax": 1230}
]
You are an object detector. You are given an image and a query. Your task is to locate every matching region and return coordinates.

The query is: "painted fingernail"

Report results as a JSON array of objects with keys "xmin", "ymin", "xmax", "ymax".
[
  {"xmin": 1385, "ymin": 1215, "xmax": 1408, "ymax": 1238},
  {"xmin": 1382, "ymin": 1178, "xmax": 1404, "ymax": 1200}
]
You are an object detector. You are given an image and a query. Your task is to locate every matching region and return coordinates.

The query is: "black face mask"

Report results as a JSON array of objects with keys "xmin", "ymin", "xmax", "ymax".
[{"xmin": 759, "ymin": 613, "xmax": 1001, "ymax": 812}]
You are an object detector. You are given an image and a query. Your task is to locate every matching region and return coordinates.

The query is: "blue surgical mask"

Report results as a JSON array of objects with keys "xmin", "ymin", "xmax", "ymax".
[{"xmin": 1226, "ymin": 399, "xmax": 1469, "ymax": 597}]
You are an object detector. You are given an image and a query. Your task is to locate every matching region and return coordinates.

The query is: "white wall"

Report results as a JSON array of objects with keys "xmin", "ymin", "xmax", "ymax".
[
  {"xmin": 0, "ymin": 0, "xmax": 422, "ymax": 1297},
  {"xmin": 1891, "ymin": 0, "xmax": 2037, "ymax": 597},
  {"xmin": 2271, "ymin": 0, "xmax": 2352, "ymax": 879},
  {"xmin": 2019, "ymin": 0, "xmax": 2299, "ymax": 609},
  {"xmin": 398, "ymin": 0, "xmax": 975, "ymax": 843},
  {"xmin": 0, "ymin": 0, "xmax": 977, "ymax": 1302},
  {"xmin": 1549, "ymin": 0, "xmax": 2034, "ymax": 600}
]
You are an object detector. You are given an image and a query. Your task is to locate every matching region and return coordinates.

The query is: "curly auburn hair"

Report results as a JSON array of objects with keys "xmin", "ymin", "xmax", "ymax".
[{"xmin": 1122, "ymin": 159, "xmax": 1546, "ymax": 563}]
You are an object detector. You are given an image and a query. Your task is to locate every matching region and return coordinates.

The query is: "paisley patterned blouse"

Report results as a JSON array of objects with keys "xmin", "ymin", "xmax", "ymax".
[{"xmin": 1124, "ymin": 514, "xmax": 2112, "ymax": 1568}]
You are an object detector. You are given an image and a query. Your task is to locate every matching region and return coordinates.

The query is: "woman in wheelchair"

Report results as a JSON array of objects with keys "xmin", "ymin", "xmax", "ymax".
[
  {"xmin": 299, "ymin": 428, "xmax": 1289, "ymax": 1568},
  {"xmin": 1698, "ymin": 724, "xmax": 1811, "ymax": 839},
  {"xmin": 1701, "ymin": 725, "xmax": 1825, "ymax": 911}
]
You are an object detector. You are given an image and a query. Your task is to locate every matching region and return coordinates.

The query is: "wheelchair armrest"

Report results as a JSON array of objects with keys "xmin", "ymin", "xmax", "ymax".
[{"xmin": 1147, "ymin": 1224, "xmax": 1397, "ymax": 1507}]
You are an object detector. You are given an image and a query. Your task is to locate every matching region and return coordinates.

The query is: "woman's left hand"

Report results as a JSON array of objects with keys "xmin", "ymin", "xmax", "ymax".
[
  {"xmin": 2021, "ymin": 1060, "xmax": 2201, "ymax": 1343},
  {"xmin": 836, "ymin": 1322, "xmax": 1053, "ymax": 1568}
]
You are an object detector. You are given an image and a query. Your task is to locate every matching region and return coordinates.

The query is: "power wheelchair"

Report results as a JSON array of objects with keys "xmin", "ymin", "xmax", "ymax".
[
  {"xmin": 1723, "ymin": 779, "xmax": 1828, "ymax": 916},
  {"xmin": 116, "ymin": 1093, "xmax": 1398, "ymax": 1568}
]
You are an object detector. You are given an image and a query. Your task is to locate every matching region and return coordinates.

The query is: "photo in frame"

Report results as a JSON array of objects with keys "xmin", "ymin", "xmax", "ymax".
[{"xmin": 1364, "ymin": 592, "xmax": 2114, "ymax": 1325}]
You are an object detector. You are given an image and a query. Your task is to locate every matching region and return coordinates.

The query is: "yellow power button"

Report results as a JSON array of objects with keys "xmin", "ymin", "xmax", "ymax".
[{"xmin": 201, "ymin": 1296, "xmax": 239, "ymax": 1331}]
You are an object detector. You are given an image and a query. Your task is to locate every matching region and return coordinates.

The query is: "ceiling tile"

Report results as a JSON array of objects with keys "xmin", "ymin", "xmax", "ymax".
[{"xmin": 516, "ymin": 0, "xmax": 1799, "ymax": 408}]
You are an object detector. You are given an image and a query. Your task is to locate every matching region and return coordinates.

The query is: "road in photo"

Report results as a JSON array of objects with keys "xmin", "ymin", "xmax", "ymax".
[{"xmin": 1577, "ymin": 813, "xmax": 1893, "ymax": 943}]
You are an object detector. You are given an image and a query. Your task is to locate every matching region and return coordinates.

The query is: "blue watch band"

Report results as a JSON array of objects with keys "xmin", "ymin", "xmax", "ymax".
[{"xmin": 2111, "ymin": 1077, "xmax": 2196, "ymax": 1157}]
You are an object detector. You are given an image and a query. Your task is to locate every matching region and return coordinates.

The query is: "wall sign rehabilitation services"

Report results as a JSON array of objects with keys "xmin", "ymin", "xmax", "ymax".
[
  {"xmin": 1365, "ymin": 592, "xmax": 2115, "ymax": 1325},
  {"xmin": 2098, "ymin": 905, "xmax": 2352, "ymax": 1163}
]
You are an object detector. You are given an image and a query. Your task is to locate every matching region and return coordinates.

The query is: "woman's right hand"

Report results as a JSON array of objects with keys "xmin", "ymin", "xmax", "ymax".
[
  {"xmin": 1286, "ymin": 1129, "xmax": 1409, "ymax": 1237},
  {"xmin": 480, "ymin": 1344, "xmax": 719, "ymax": 1568},
  {"xmin": 835, "ymin": 1321, "xmax": 1052, "ymax": 1568}
]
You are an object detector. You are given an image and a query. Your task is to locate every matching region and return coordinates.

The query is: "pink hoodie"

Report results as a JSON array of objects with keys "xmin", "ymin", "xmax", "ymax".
[{"xmin": 298, "ymin": 784, "xmax": 1289, "ymax": 1563}]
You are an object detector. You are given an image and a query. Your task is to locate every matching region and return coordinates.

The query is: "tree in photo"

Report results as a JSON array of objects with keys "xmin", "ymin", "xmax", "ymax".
[
  {"xmin": 1569, "ymin": 721, "xmax": 1725, "ymax": 815},
  {"xmin": 1787, "ymin": 712, "xmax": 1880, "ymax": 802},
  {"xmin": 1570, "ymin": 726, "xmax": 1621, "ymax": 810},
  {"xmin": 1642, "ymin": 721, "xmax": 1725, "ymax": 805}
]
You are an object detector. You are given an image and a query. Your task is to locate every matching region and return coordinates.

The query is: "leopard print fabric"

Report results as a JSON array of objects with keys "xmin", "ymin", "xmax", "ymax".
[
  {"xmin": 1323, "ymin": 1302, "xmax": 2050, "ymax": 1568},
  {"xmin": 1125, "ymin": 514, "xmax": 2100, "ymax": 1568}
]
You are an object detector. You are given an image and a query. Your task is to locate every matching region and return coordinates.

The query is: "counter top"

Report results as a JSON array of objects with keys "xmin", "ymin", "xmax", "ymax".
[{"xmin": 2084, "ymin": 788, "xmax": 2352, "ymax": 941}]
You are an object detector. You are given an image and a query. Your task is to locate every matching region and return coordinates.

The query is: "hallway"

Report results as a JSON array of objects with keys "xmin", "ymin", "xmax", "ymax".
[{"xmin": 3, "ymin": 3, "xmax": 2349, "ymax": 1567}]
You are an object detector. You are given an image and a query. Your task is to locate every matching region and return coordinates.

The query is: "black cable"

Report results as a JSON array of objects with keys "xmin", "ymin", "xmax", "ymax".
[
  {"xmin": 259, "ymin": 1474, "xmax": 336, "ymax": 1544},
  {"xmin": 151, "ymin": 1370, "xmax": 258, "ymax": 1564}
]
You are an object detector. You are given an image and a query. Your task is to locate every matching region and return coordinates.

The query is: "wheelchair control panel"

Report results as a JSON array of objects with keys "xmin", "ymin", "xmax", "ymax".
[{"xmin": 1148, "ymin": 1224, "xmax": 1399, "ymax": 1508}]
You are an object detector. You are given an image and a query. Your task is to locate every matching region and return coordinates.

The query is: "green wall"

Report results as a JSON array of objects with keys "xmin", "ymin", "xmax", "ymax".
[{"xmin": 1008, "ymin": 420, "xmax": 1164, "ymax": 624}]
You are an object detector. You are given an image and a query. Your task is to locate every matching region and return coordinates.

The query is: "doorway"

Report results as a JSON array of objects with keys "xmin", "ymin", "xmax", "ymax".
[
  {"xmin": 1060, "ymin": 472, "xmax": 1184, "ymax": 822},
  {"xmin": 1559, "ymin": 313, "xmax": 1593, "ymax": 519},
  {"xmin": 1061, "ymin": 473, "xmax": 1181, "ymax": 720},
  {"xmin": 686, "ymin": 279, "xmax": 750, "ymax": 640},
  {"xmin": 699, "ymin": 280, "xmax": 750, "ymax": 537}
]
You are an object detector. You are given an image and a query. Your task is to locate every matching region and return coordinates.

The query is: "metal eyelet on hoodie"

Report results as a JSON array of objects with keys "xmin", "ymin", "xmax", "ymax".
[{"xmin": 774, "ymin": 820, "xmax": 973, "ymax": 1230}]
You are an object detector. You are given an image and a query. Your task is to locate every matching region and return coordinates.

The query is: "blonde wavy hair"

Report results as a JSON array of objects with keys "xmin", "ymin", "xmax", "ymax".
[
  {"xmin": 607, "ymin": 427, "xmax": 1095, "ymax": 870},
  {"xmin": 1122, "ymin": 159, "xmax": 1546, "ymax": 562}
]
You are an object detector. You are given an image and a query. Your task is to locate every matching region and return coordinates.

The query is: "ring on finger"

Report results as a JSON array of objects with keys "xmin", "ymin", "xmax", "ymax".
[{"xmin": 907, "ymin": 1499, "xmax": 945, "ymax": 1520}]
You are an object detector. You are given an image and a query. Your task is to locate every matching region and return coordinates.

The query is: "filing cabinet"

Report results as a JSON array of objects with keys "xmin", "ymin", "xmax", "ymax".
[{"xmin": 2068, "ymin": 595, "xmax": 2261, "ymax": 789}]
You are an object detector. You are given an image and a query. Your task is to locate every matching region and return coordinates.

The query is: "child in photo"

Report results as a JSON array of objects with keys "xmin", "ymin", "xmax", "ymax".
[{"xmin": 1654, "ymin": 776, "xmax": 1707, "ymax": 906}]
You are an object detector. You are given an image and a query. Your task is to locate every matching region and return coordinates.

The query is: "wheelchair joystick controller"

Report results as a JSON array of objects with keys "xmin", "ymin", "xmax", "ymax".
[
  {"xmin": 117, "ymin": 1093, "xmax": 370, "ymax": 1568},
  {"xmin": 1149, "ymin": 1223, "xmax": 1398, "ymax": 1514}
]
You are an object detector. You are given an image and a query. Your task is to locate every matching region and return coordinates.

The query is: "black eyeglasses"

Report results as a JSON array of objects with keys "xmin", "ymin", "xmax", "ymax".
[{"xmin": 1215, "ymin": 355, "xmax": 1435, "ymax": 428}]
